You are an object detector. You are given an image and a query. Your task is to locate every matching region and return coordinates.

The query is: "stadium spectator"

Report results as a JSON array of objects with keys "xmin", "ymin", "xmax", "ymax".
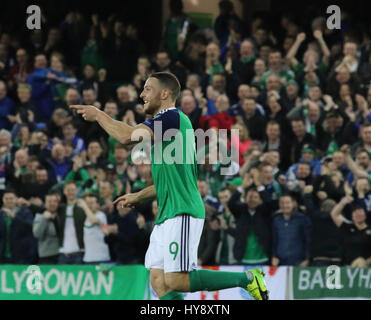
[
  {"xmin": 214, "ymin": 188, "xmax": 236, "ymax": 265},
  {"xmin": 18, "ymin": 166, "xmax": 55, "ymax": 200},
  {"xmin": 239, "ymin": 98, "xmax": 266, "ymax": 141},
  {"xmin": 78, "ymin": 193, "xmax": 110, "ymax": 264},
  {"xmin": 8, "ymin": 48, "xmax": 34, "ymax": 93},
  {"xmin": 0, "ymin": 80, "xmax": 15, "ymax": 130},
  {"xmin": 0, "ymin": 189, "xmax": 37, "ymax": 264},
  {"xmin": 198, "ymin": 213, "xmax": 221, "ymax": 266},
  {"xmin": 85, "ymin": 140, "xmax": 106, "ymax": 167},
  {"xmin": 57, "ymin": 181, "xmax": 86, "ymax": 264},
  {"xmin": 330, "ymin": 195, "xmax": 371, "ymax": 267},
  {"xmin": 98, "ymin": 180, "xmax": 115, "ymax": 215},
  {"xmin": 288, "ymin": 118, "xmax": 315, "ymax": 164},
  {"xmin": 62, "ymin": 120, "xmax": 86, "ymax": 156},
  {"xmin": 232, "ymin": 40, "xmax": 256, "ymax": 84},
  {"xmin": 47, "ymin": 143, "xmax": 72, "ymax": 182},
  {"xmin": 302, "ymin": 185, "xmax": 342, "ymax": 266},
  {"xmin": 153, "ymin": 50, "xmax": 187, "ymax": 87},
  {"xmin": 227, "ymin": 188, "xmax": 271, "ymax": 265},
  {"xmin": 198, "ymin": 179, "xmax": 220, "ymax": 215},
  {"xmin": 180, "ymin": 94, "xmax": 201, "ymax": 130},
  {"xmin": 102, "ymin": 202, "xmax": 144, "ymax": 264},
  {"xmin": 27, "ymin": 52, "xmax": 72, "ymax": 122},
  {"xmin": 272, "ymin": 194, "xmax": 312, "ymax": 266},
  {"xmin": 32, "ymin": 193, "xmax": 61, "ymax": 264}
]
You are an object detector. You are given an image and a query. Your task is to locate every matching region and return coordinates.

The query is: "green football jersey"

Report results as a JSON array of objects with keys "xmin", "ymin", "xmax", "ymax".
[{"xmin": 143, "ymin": 107, "xmax": 205, "ymax": 225}]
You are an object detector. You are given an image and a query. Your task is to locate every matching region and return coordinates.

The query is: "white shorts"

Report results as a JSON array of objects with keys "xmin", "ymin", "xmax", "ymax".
[{"xmin": 145, "ymin": 214, "xmax": 204, "ymax": 273}]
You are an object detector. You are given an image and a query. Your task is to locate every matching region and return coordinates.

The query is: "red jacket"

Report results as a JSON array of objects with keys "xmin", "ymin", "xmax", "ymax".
[{"xmin": 199, "ymin": 112, "xmax": 235, "ymax": 130}]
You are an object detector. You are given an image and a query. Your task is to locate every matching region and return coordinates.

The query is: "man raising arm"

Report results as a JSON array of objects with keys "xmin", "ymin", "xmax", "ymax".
[{"xmin": 69, "ymin": 104, "xmax": 153, "ymax": 145}]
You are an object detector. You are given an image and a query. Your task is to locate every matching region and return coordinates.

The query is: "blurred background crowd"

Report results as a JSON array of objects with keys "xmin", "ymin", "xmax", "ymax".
[{"xmin": 0, "ymin": 0, "xmax": 370, "ymax": 267}]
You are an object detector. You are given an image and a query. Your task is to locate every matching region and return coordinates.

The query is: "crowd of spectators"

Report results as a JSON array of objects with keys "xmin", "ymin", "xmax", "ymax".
[{"xmin": 0, "ymin": 0, "xmax": 370, "ymax": 267}]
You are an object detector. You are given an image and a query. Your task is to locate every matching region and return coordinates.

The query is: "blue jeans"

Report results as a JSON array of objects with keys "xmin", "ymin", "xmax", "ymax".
[{"xmin": 58, "ymin": 252, "xmax": 83, "ymax": 265}]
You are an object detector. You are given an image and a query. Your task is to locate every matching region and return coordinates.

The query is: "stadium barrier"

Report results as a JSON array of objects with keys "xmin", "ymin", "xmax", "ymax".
[
  {"xmin": 0, "ymin": 265, "xmax": 370, "ymax": 299},
  {"xmin": 0, "ymin": 264, "xmax": 150, "ymax": 300}
]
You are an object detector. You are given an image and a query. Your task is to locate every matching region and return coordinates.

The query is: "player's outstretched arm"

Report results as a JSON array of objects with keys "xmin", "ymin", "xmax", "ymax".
[
  {"xmin": 70, "ymin": 105, "xmax": 153, "ymax": 145},
  {"xmin": 113, "ymin": 185, "xmax": 157, "ymax": 208}
]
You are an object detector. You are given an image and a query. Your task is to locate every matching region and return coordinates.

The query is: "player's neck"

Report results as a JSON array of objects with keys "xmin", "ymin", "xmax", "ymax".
[{"xmin": 154, "ymin": 102, "xmax": 175, "ymax": 115}]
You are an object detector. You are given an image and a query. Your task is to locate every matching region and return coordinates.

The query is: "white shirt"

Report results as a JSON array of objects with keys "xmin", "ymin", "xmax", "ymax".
[
  {"xmin": 83, "ymin": 211, "xmax": 110, "ymax": 263},
  {"xmin": 59, "ymin": 205, "xmax": 81, "ymax": 254}
]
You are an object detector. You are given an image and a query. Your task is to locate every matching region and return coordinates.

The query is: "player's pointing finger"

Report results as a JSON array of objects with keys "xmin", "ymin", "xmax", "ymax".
[
  {"xmin": 69, "ymin": 105, "xmax": 84, "ymax": 110},
  {"xmin": 113, "ymin": 195, "xmax": 126, "ymax": 205}
]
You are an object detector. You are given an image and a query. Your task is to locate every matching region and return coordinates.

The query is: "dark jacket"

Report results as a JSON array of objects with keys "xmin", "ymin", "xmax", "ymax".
[
  {"xmin": 288, "ymin": 133, "xmax": 315, "ymax": 164},
  {"xmin": 56, "ymin": 204, "xmax": 86, "ymax": 250},
  {"xmin": 227, "ymin": 191, "xmax": 272, "ymax": 262},
  {"xmin": 0, "ymin": 207, "xmax": 38, "ymax": 264},
  {"xmin": 105, "ymin": 210, "xmax": 144, "ymax": 264},
  {"xmin": 198, "ymin": 217, "xmax": 220, "ymax": 265},
  {"xmin": 303, "ymin": 194, "xmax": 342, "ymax": 259},
  {"xmin": 272, "ymin": 211, "xmax": 312, "ymax": 265},
  {"xmin": 241, "ymin": 111, "xmax": 266, "ymax": 141}
]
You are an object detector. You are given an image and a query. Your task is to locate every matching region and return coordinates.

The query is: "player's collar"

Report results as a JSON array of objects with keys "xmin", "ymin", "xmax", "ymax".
[{"xmin": 154, "ymin": 107, "xmax": 177, "ymax": 117}]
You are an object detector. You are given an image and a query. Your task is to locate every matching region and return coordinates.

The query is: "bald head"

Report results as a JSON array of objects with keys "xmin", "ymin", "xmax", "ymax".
[{"xmin": 181, "ymin": 95, "xmax": 197, "ymax": 115}]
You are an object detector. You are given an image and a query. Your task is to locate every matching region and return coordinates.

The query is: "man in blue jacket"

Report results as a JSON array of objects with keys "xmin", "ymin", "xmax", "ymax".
[
  {"xmin": 272, "ymin": 194, "xmax": 312, "ymax": 266},
  {"xmin": 0, "ymin": 81, "xmax": 15, "ymax": 130},
  {"xmin": 0, "ymin": 189, "xmax": 38, "ymax": 264},
  {"xmin": 27, "ymin": 53, "xmax": 74, "ymax": 122}
]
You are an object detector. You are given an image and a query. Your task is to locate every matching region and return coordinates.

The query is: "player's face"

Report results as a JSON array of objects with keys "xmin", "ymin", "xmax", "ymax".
[{"xmin": 140, "ymin": 78, "xmax": 162, "ymax": 115}]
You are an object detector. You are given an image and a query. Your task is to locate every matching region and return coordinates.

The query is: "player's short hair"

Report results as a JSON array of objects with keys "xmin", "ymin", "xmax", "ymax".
[{"xmin": 150, "ymin": 72, "xmax": 181, "ymax": 101}]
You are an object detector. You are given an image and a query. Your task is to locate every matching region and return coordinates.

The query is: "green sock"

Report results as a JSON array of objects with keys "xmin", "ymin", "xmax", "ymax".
[
  {"xmin": 189, "ymin": 269, "xmax": 253, "ymax": 292},
  {"xmin": 160, "ymin": 290, "xmax": 184, "ymax": 300}
]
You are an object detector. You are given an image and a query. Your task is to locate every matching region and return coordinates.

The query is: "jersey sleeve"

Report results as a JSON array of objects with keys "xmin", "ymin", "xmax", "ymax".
[{"xmin": 142, "ymin": 109, "xmax": 180, "ymax": 139}]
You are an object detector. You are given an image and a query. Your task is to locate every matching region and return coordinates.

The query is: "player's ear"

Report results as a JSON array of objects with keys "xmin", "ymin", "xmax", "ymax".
[{"xmin": 161, "ymin": 88, "xmax": 171, "ymax": 100}]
